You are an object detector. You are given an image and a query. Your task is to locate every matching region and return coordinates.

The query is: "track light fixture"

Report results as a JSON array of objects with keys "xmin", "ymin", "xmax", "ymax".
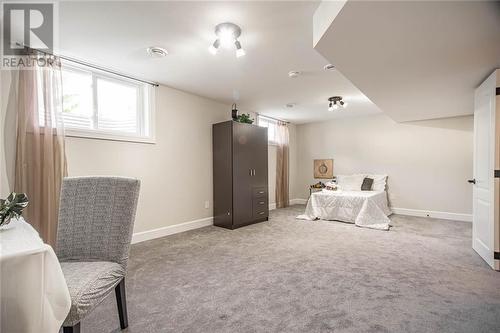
[
  {"xmin": 327, "ymin": 96, "xmax": 347, "ymax": 111},
  {"xmin": 209, "ymin": 22, "xmax": 246, "ymax": 58}
]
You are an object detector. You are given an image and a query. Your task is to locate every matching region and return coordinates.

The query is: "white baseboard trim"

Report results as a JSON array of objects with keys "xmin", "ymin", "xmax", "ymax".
[
  {"xmin": 291, "ymin": 198, "xmax": 308, "ymax": 205},
  {"xmin": 391, "ymin": 207, "xmax": 472, "ymax": 222},
  {"xmin": 269, "ymin": 199, "xmax": 307, "ymax": 210},
  {"xmin": 132, "ymin": 216, "xmax": 213, "ymax": 244}
]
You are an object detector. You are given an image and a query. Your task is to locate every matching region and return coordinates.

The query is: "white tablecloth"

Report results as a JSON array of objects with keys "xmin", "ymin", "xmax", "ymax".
[
  {"xmin": 297, "ymin": 190, "xmax": 392, "ymax": 230},
  {"xmin": 0, "ymin": 218, "xmax": 71, "ymax": 333}
]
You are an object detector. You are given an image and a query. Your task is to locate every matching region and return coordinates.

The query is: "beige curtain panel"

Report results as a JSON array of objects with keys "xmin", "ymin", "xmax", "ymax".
[
  {"xmin": 13, "ymin": 56, "xmax": 68, "ymax": 246},
  {"xmin": 275, "ymin": 121, "xmax": 289, "ymax": 208}
]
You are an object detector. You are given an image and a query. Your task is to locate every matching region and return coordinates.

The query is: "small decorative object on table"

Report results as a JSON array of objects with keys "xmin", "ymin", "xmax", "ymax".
[
  {"xmin": 309, "ymin": 181, "xmax": 326, "ymax": 196},
  {"xmin": 325, "ymin": 180, "xmax": 338, "ymax": 191},
  {"xmin": 0, "ymin": 192, "xmax": 29, "ymax": 227}
]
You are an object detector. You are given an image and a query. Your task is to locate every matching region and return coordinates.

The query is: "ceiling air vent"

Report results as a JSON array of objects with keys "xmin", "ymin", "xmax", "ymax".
[{"xmin": 147, "ymin": 46, "xmax": 168, "ymax": 57}]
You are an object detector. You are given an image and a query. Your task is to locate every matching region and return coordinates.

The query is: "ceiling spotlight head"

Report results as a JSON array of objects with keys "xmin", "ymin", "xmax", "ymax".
[
  {"xmin": 147, "ymin": 46, "xmax": 168, "ymax": 57},
  {"xmin": 208, "ymin": 39, "xmax": 220, "ymax": 55},
  {"xmin": 328, "ymin": 102, "xmax": 334, "ymax": 112},
  {"xmin": 288, "ymin": 71, "xmax": 301, "ymax": 78},
  {"xmin": 324, "ymin": 64, "xmax": 335, "ymax": 71},
  {"xmin": 235, "ymin": 40, "xmax": 246, "ymax": 58},
  {"xmin": 286, "ymin": 103, "xmax": 295, "ymax": 108}
]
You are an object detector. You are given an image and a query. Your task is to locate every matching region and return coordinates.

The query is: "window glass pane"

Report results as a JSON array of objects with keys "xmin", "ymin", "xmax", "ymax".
[
  {"xmin": 61, "ymin": 69, "xmax": 93, "ymax": 129},
  {"xmin": 58, "ymin": 63, "xmax": 152, "ymax": 141},
  {"xmin": 96, "ymin": 78, "xmax": 138, "ymax": 134},
  {"xmin": 258, "ymin": 116, "xmax": 277, "ymax": 143},
  {"xmin": 97, "ymin": 78, "xmax": 137, "ymax": 133}
]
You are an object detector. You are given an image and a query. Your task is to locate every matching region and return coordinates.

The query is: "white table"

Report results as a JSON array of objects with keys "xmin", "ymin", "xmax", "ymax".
[{"xmin": 0, "ymin": 218, "xmax": 71, "ymax": 333}]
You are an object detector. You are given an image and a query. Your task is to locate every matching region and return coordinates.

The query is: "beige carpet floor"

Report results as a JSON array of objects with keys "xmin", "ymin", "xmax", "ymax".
[{"xmin": 81, "ymin": 205, "xmax": 500, "ymax": 333}]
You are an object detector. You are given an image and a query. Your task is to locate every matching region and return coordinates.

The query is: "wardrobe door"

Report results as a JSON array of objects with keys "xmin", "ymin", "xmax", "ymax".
[
  {"xmin": 232, "ymin": 122, "xmax": 255, "ymax": 226},
  {"xmin": 251, "ymin": 126, "xmax": 268, "ymax": 188},
  {"xmin": 212, "ymin": 122, "xmax": 233, "ymax": 229}
]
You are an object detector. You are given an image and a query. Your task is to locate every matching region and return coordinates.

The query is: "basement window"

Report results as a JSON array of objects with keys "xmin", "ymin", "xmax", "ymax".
[{"xmin": 57, "ymin": 63, "xmax": 155, "ymax": 143}]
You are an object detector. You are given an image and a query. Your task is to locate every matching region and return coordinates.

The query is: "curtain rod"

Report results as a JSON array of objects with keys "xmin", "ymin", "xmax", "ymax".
[
  {"xmin": 21, "ymin": 45, "xmax": 159, "ymax": 87},
  {"xmin": 256, "ymin": 113, "xmax": 290, "ymax": 124}
]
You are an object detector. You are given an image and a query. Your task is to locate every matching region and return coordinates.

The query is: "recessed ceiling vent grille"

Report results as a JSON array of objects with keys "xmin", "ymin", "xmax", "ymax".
[{"xmin": 147, "ymin": 47, "xmax": 168, "ymax": 57}]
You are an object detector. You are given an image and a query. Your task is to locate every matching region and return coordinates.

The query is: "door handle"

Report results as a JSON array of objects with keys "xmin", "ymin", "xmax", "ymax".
[{"xmin": 467, "ymin": 179, "xmax": 476, "ymax": 184}]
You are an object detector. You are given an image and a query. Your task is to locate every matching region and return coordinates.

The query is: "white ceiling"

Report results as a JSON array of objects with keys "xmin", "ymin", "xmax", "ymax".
[
  {"xmin": 58, "ymin": 1, "xmax": 381, "ymax": 124},
  {"xmin": 314, "ymin": 0, "xmax": 500, "ymax": 122}
]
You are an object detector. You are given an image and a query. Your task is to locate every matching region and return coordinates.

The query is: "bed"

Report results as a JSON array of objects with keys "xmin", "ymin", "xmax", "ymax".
[{"xmin": 296, "ymin": 174, "xmax": 392, "ymax": 230}]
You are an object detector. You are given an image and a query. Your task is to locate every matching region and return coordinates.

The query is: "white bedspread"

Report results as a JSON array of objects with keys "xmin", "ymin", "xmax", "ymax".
[{"xmin": 297, "ymin": 190, "xmax": 392, "ymax": 230}]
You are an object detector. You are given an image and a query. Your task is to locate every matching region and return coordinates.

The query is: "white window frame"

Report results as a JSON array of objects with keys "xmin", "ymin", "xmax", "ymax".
[
  {"xmin": 61, "ymin": 62, "xmax": 156, "ymax": 144},
  {"xmin": 257, "ymin": 115, "xmax": 278, "ymax": 145}
]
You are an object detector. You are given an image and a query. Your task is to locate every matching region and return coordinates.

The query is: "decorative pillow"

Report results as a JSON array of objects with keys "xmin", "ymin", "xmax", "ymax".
[
  {"xmin": 361, "ymin": 177, "xmax": 374, "ymax": 191},
  {"xmin": 366, "ymin": 174, "xmax": 388, "ymax": 191},
  {"xmin": 336, "ymin": 174, "xmax": 365, "ymax": 191}
]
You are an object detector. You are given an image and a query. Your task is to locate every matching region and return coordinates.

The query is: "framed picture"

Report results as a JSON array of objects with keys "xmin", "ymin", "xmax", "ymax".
[{"xmin": 314, "ymin": 159, "xmax": 333, "ymax": 179}]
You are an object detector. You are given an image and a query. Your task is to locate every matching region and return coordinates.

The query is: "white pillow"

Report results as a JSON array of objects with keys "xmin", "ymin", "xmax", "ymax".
[
  {"xmin": 336, "ymin": 174, "xmax": 365, "ymax": 191},
  {"xmin": 366, "ymin": 174, "xmax": 387, "ymax": 191}
]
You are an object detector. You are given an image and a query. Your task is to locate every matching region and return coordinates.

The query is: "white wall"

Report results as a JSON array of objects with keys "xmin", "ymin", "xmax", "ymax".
[
  {"xmin": 0, "ymin": 73, "xmax": 471, "ymax": 232},
  {"xmin": 65, "ymin": 85, "xmax": 297, "ymax": 235},
  {"xmin": 66, "ymin": 85, "xmax": 230, "ymax": 234},
  {"xmin": 0, "ymin": 78, "xmax": 297, "ymax": 237},
  {"xmin": 296, "ymin": 114, "xmax": 473, "ymax": 215}
]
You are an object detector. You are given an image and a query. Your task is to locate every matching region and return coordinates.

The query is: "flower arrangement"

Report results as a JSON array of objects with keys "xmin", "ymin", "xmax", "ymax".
[{"xmin": 0, "ymin": 192, "xmax": 29, "ymax": 227}]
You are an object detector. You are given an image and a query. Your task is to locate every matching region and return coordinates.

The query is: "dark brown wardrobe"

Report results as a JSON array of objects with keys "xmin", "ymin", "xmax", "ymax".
[{"xmin": 213, "ymin": 120, "xmax": 269, "ymax": 229}]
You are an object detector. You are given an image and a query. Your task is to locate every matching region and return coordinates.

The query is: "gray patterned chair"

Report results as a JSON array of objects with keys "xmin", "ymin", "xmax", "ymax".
[{"xmin": 56, "ymin": 177, "xmax": 140, "ymax": 333}]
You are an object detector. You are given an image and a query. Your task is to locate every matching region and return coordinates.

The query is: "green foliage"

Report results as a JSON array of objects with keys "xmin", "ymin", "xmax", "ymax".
[
  {"xmin": 0, "ymin": 192, "xmax": 29, "ymax": 226},
  {"xmin": 236, "ymin": 113, "xmax": 254, "ymax": 124}
]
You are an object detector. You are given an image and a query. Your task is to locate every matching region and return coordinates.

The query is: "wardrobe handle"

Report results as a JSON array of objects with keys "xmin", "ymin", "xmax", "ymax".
[
  {"xmin": 249, "ymin": 169, "xmax": 252, "ymax": 176},
  {"xmin": 253, "ymin": 169, "xmax": 256, "ymax": 176}
]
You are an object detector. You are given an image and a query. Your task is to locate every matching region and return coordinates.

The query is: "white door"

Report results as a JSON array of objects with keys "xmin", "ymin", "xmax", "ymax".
[{"xmin": 472, "ymin": 72, "xmax": 496, "ymax": 268}]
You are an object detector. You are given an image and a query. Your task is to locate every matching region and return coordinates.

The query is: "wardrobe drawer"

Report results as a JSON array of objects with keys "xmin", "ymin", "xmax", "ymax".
[
  {"xmin": 252, "ymin": 187, "xmax": 267, "ymax": 198},
  {"xmin": 253, "ymin": 209, "xmax": 268, "ymax": 218},
  {"xmin": 253, "ymin": 197, "xmax": 268, "ymax": 219},
  {"xmin": 253, "ymin": 198, "xmax": 268, "ymax": 211}
]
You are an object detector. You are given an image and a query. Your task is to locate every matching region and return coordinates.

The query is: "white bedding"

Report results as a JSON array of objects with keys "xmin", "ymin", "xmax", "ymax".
[{"xmin": 297, "ymin": 190, "xmax": 392, "ymax": 230}]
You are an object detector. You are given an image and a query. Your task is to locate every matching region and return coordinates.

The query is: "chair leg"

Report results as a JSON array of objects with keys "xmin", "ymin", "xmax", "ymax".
[
  {"xmin": 63, "ymin": 322, "xmax": 80, "ymax": 333},
  {"xmin": 115, "ymin": 278, "xmax": 128, "ymax": 329}
]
